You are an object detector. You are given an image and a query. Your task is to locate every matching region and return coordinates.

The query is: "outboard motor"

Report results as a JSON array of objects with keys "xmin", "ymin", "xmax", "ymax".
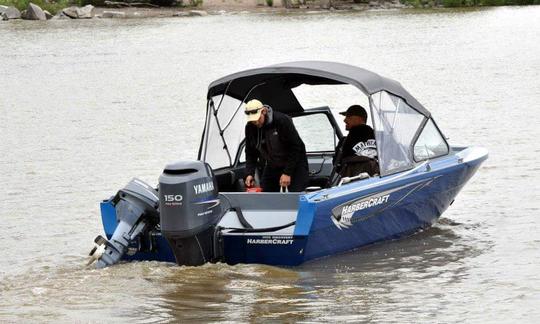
[
  {"xmin": 159, "ymin": 161, "xmax": 222, "ymax": 266},
  {"xmin": 88, "ymin": 178, "xmax": 159, "ymax": 268}
]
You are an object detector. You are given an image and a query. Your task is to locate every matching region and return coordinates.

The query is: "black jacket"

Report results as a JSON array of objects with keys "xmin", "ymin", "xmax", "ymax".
[
  {"xmin": 334, "ymin": 124, "xmax": 378, "ymax": 173},
  {"xmin": 245, "ymin": 110, "xmax": 307, "ymax": 177}
]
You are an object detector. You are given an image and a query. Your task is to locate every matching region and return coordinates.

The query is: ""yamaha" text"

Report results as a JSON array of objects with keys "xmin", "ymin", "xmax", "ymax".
[{"xmin": 193, "ymin": 181, "xmax": 215, "ymax": 195}]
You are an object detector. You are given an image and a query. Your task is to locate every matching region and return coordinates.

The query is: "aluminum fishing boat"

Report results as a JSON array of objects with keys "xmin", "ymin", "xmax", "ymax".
[{"xmin": 88, "ymin": 61, "xmax": 488, "ymax": 268}]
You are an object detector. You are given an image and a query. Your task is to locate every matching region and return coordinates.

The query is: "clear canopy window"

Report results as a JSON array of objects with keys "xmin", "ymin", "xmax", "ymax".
[
  {"xmin": 414, "ymin": 119, "xmax": 449, "ymax": 161},
  {"xmin": 292, "ymin": 113, "xmax": 336, "ymax": 153},
  {"xmin": 292, "ymin": 84, "xmax": 371, "ymax": 129},
  {"xmin": 202, "ymin": 95, "xmax": 246, "ymax": 169},
  {"xmin": 370, "ymin": 91, "xmax": 426, "ymax": 176}
]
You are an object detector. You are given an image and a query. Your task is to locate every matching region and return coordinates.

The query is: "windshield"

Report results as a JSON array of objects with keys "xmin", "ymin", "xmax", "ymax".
[{"xmin": 370, "ymin": 91, "xmax": 426, "ymax": 176}]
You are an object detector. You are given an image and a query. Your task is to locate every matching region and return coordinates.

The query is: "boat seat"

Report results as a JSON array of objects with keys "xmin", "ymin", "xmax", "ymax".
[
  {"xmin": 308, "ymin": 175, "xmax": 330, "ymax": 188},
  {"xmin": 339, "ymin": 156, "xmax": 379, "ymax": 178}
]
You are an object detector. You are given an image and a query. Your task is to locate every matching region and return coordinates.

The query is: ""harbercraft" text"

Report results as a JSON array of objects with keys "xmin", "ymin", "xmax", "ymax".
[{"xmin": 341, "ymin": 194, "xmax": 390, "ymax": 215}]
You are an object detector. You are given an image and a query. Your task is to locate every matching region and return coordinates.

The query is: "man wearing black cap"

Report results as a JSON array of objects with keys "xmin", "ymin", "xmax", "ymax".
[{"xmin": 334, "ymin": 105, "xmax": 379, "ymax": 178}]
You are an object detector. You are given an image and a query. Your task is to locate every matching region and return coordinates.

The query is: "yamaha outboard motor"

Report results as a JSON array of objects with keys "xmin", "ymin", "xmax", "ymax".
[
  {"xmin": 89, "ymin": 178, "xmax": 160, "ymax": 268},
  {"xmin": 159, "ymin": 160, "xmax": 222, "ymax": 266}
]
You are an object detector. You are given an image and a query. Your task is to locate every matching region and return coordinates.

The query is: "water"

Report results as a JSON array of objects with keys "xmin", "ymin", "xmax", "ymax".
[{"xmin": 1, "ymin": 6, "xmax": 539, "ymax": 323}]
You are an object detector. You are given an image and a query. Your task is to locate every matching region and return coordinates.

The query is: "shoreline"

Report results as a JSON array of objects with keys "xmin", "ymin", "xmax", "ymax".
[
  {"xmin": 90, "ymin": 1, "xmax": 414, "ymax": 19},
  {"xmin": 3, "ymin": 0, "xmax": 536, "ymax": 20},
  {"xmin": 0, "ymin": 0, "xmax": 433, "ymax": 20},
  {"xmin": 91, "ymin": 0, "xmax": 423, "ymax": 19}
]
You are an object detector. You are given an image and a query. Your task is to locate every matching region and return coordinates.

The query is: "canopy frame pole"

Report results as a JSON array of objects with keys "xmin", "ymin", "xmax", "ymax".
[
  {"xmin": 210, "ymin": 99, "xmax": 233, "ymax": 166},
  {"xmin": 222, "ymin": 82, "xmax": 266, "ymax": 132}
]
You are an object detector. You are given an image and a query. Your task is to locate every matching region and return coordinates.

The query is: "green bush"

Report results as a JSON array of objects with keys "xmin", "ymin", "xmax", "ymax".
[
  {"xmin": 401, "ymin": 0, "xmax": 422, "ymax": 7},
  {"xmin": 78, "ymin": 0, "xmax": 106, "ymax": 6},
  {"xmin": 266, "ymin": 0, "xmax": 273, "ymax": 6},
  {"xmin": 0, "ymin": 0, "xmax": 71, "ymax": 14},
  {"xmin": 402, "ymin": 0, "xmax": 540, "ymax": 6},
  {"xmin": 149, "ymin": 0, "xmax": 175, "ymax": 5},
  {"xmin": 507, "ymin": 0, "xmax": 538, "ymax": 4},
  {"xmin": 480, "ymin": 0, "xmax": 505, "ymax": 5},
  {"xmin": 442, "ymin": 0, "xmax": 464, "ymax": 6},
  {"xmin": 0, "ymin": 0, "xmax": 189, "ymax": 12}
]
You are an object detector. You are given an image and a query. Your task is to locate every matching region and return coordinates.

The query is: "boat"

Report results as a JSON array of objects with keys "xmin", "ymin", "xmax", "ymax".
[{"xmin": 88, "ymin": 61, "xmax": 488, "ymax": 268}]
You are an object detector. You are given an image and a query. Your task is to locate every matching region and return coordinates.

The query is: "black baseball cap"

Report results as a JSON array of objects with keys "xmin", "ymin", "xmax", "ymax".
[{"xmin": 339, "ymin": 105, "xmax": 368, "ymax": 119}]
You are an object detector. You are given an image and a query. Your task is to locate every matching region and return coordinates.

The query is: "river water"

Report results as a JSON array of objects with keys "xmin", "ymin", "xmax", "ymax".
[{"xmin": 1, "ymin": 6, "xmax": 539, "ymax": 323}]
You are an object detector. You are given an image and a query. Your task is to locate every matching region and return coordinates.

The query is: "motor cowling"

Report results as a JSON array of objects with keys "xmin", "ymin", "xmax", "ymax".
[
  {"xmin": 159, "ymin": 160, "xmax": 222, "ymax": 266},
  {"xmin": 90, "ymin": 178, "xmax": 159, "ymax": 268}
]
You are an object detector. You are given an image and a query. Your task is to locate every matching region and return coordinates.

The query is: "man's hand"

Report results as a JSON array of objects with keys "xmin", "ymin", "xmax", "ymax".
[
  {"xmin": 245, "ymin": 175, "xmax": 255, "ymax": 188},
  {"xmin": 279, "ymin": 174, "xmax": 291, "ymax": 188}
]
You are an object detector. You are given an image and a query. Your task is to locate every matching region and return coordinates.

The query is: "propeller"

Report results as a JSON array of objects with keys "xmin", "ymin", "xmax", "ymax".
[{"xmin": 87, "ymin": 235, "xmax": 107, "ymax": 266}]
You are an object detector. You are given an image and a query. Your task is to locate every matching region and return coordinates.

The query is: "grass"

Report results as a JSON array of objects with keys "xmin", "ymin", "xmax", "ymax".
[
  {"xmin": 403, "ymin": 0, "xmax": 540, "ymax": 6},
  {"xmin": 0, "ymin": 0, "xmax": 73, "ymax": 14}
]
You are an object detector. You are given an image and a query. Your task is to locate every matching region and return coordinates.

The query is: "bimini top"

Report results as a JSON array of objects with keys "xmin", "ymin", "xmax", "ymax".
[{"xmin": 208, "ymin": 61, "xmax": 430, "ymax": 117}]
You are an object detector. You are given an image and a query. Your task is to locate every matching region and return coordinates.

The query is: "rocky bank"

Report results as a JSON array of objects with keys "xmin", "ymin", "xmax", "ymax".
[{"xmin": 1, "ymin": 0, "xmax": 415, "ymax": 22}]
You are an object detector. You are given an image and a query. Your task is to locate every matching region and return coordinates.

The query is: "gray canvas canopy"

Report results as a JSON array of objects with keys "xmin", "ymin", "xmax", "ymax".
[
  {"xmin": 202, "ymin": 61, "xmax": 448, "ymax": 176},
  {"xmin": 207, "ymin": 61, "xmax": 430, "ymax": 117}
]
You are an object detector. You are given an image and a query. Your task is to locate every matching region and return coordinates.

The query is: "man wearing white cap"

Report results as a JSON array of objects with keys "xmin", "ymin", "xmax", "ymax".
[{"xmin": 244, "ymin": 99, "xmax": 309, "ymax": 192}]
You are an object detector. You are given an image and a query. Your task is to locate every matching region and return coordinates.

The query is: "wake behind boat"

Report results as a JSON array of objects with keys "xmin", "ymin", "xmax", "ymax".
[{"xmin": 88, "ymin": 61, "xmax": 487, "ymax": 268}]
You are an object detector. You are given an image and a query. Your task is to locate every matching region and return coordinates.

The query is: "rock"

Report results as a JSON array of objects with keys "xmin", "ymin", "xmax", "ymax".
[
  {"xmin": 62, "ymin": 7, "xmax": 78, "ymax": 18},
  {"xmin": 77, "ymin": 5, "xmax": 94, "ymax": 19},
  {"xmin": 189, "ymin": 10, "xmax": 208, "ymax": 16},
  {"xmin": 102, "ymin": 11, "xmax": 125, "ymax": 18},
  {"xmin": 1, "ymin": 6, "xmax": 22, "ymax": 20},
  {"xmin": 62, "ymin": 5, "xmax": 94, "ymax": 19},
  {"xmin": 52, "ymin": 12, "xmax": 70, "ymax": 19},
  {"xmin": 320, "ymin": 0, "xmax": 331, "ymax": 9},
  {"xmin": 173, "ymin": 11, "xmax": 190, "ymax": 17},
  {"xmin": 43, "ymin": 10, "xmax": 53, "ymax": 19},
  {"xmin": 352, "ymin": 4, "xmax": 369, "ymax": 10},
  {"xmin": 23, "ymin": 3, "xmax": 46, "ymax": 20}
]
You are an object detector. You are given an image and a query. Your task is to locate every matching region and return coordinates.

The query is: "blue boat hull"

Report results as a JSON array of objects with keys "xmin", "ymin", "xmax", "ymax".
[{"xmin": 100, "ymin": 148, "xmax": 486, "ymax": 266}]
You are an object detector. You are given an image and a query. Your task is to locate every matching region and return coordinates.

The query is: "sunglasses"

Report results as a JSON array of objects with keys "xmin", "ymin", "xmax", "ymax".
[{"xmin": 245, "ymin": 108, "xmax": 262, "ymax": 116}]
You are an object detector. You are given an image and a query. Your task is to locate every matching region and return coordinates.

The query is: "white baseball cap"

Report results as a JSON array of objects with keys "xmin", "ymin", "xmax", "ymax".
[{"xmin": 244, "ymin": 99, "xmax": 265, "ymax": 122}]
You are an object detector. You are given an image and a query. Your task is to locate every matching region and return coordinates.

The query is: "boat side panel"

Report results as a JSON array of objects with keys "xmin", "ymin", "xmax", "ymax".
[
  {"xmin": 293, "ymin": 196, "xmax": 317, "ymax": 236},
  {"xmin": 219, "ymin": 195, "xmax": 313, "ymax": 265},
  {"xmin": 222, "ymin": 235, "xmax": 307, "ymax": 266},
  {"xmin": 302, "ymin": 158, "xmax": 482, "ymax": 262}
]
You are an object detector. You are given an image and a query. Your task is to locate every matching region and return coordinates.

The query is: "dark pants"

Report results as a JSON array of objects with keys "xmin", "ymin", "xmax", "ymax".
[{"xmin": 261, "ymin": 164, "xmax": 309, "ymax": 192}]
